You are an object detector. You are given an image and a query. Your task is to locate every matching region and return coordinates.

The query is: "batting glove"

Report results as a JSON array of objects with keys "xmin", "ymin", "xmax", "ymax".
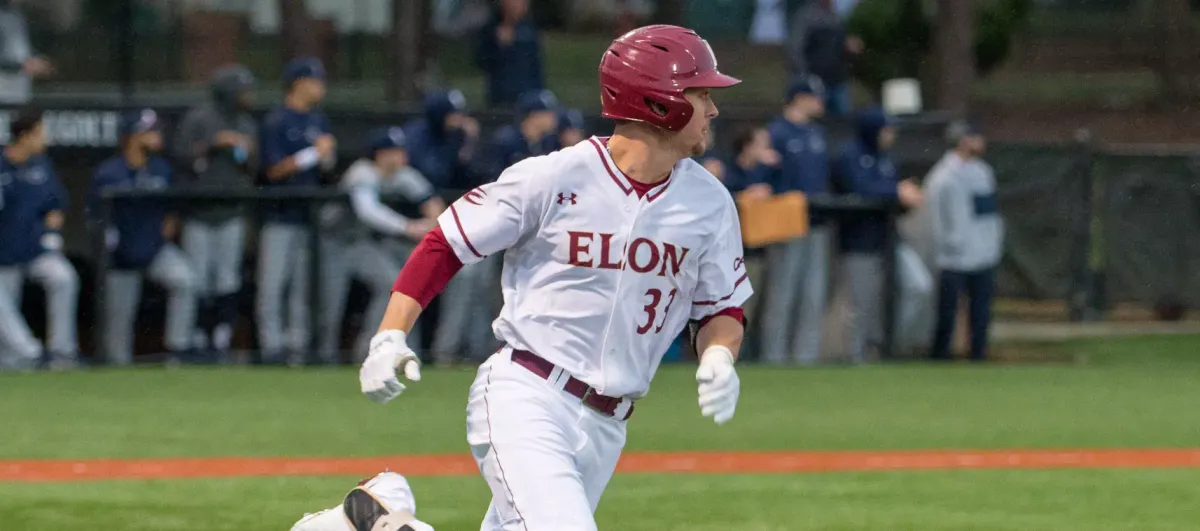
[
  {"xmin": 360, "ymin": 330, "xmax": 422, "ymax": 404},
  {"xmin": 696, "ymin": 345, "xmax": 739, "ymax": 425}
]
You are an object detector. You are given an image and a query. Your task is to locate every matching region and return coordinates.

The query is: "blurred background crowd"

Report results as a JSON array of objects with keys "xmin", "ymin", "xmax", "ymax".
[{"xmin": 1, "ymin": 0, "xmax": 1198, "ymax": 371}]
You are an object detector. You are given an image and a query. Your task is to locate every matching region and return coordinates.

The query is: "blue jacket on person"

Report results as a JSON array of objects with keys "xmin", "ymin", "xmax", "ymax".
[
  {"xmin": 475, "ymin": 16, "xmax": 544, "ymax": 108},
  {"xmin": 90, "ymin": 155, "xmax": 173, "ymax": 269},
  {"xmin": 259, "ymin": 105, "xmax": 331, "ymax": 224},
  {"xmin": 722, "ymin": 159, "xmax": 774, "ymax": 195},
  {"xmin": 0, "ymin": 153, "xmax": 66, "ymax": 266},
  {"xmin": 834, "ymin": 106, "xmax": 901, "ymax": 254},
  {"xmin": 484, "ymin": 124, "xmax": 557, "ymax": 183},
  {"xmin": 404, "ymin": 90, "xmax": 476, "ymax": 190}
]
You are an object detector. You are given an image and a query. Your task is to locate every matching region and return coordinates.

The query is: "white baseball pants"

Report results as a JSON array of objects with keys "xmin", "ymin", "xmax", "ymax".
[{"xmin": 466, "ymin": 347, "xmax": 628, "ymax": 531}]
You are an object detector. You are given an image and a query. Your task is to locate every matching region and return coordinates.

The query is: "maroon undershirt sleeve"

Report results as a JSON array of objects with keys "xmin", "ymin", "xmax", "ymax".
[
  {"xmin": 698, "ymin": 307, "xmax": 746, "ymax": 329},
  {"xmin": 392, "ymin": 226, "xmax": 464, "ymax": 308}
]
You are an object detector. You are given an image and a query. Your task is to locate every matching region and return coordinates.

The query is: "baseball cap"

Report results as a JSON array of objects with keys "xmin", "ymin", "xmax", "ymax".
[
  {"xmin": 944, "ymin": 119, "xmax": 983, "ymax": 144},
  {"xmin": 366, "ymin": 126, "xmax": 407, "ymax": 157},
  {"xmin": 283, "ymin": 57, "xmax": 326, "ymax": 86},
  {"xmin": 785, "ymin": 74, "xmax": 826, "ymax": 102},
  {"xmin": 516, "ymin": 89, "xmax": 559, "ymax": 118},
  {"xmin": 120, "ymin": 109, "xmax": 161, "ymax": 136},
  {"xmin": 558, "ymin": 108, "xmax": 585, "ymax": 132}
]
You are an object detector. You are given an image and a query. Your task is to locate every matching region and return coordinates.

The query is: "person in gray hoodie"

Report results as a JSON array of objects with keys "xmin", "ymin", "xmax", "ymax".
[
  {"xmin": 926, "ymin": 120, "xmax": 1004, "ymax": 362},
  {"xmin": 173, "ymin": 65, "xmax": 259, "ymax": 361}
]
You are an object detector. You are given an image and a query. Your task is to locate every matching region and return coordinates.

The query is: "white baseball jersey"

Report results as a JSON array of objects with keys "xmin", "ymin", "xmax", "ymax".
[{"xmin": 438, "ymin": 136, "xmax": 752, "ymax": 398}]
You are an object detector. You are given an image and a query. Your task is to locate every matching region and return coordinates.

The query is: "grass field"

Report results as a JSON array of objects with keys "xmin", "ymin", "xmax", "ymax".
[{"xmin": 2, "ymin": 334, "xmax": 1199, "ymax": 530}]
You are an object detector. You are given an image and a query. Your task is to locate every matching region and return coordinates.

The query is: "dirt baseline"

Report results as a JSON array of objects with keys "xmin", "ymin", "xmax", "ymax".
[{"xmin": 2, "ymin": 449, "xmax": 1199, "ymax": 483}]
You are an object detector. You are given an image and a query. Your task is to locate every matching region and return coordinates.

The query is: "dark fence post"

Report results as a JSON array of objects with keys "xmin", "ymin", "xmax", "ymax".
[
  {"xmin": 881, "ymin": 208, "xmax": 898, "ymax": 360},
  {"xmin": 308, "ymin": 199, "xmax": 324, "ymax": 363},
  {"xmin": 1067, "ymin": 128, "xmax": 1098, "ymax": 322},
  {"xmin": 92, "ymin": 195, "xmax": 112, "ymax": 365}
]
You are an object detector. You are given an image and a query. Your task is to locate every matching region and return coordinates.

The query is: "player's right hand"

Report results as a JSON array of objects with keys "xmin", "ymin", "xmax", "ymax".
[{"xmin": 360, "ymin": 330, "xmax": 422, "ymax": 404}]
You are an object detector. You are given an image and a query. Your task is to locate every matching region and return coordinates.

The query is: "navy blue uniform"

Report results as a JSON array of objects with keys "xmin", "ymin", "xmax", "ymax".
[
  {"xmin": 259, "ymin": 106, "xmax": 331, "ymax": 223},
  {"xmin": 722, "ymin": 159, "xmax": 773, "ymax": 194},
  {"xmin": 483, "ymin": 124, "xmax": 556, "ymax": 182},
  {"xmin": 834, "ymin": 109, "xmax": 900, "ymax": 254},
  {"xmin": 404, "ymin": 91, "xmax": 475, "ymax": 190},
  {"xmin": 90, "ymin": 155, "xmax": 172, "ymax": 269},
  {"xmin": 0, "ymin": 153, "xmax": 65, "ymax": 266},
  {"xmin": 475, "ymin": 17, "xmax": 544, "ymax": 108},
  {"xmin": 768, "ymin": 116, "xmax": 830, "ymax": 220}
]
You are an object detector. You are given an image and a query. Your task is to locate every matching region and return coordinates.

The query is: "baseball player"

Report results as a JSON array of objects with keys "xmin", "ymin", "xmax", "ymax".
[
  {"xmin": 429, "ymin": 89, "xmax": 559, "ymax": 366},
  {"xmin": 174, "ymin": 64, "xmax": 258, "ymax": 361},
  {"xmin": 0, "ymin": 107, "xmax": 79, "ymax": 370},
  {"xmin": 90, "ymin": 109, "xmax": 196, "ymax": 366},
  {"xmin": 760, "ymin": 74, "xmax": 831, "ymax": 365},
  {"xmin": 402, "ymin": 89, "xmax": 480, "ymax": 190},
  {"xmin": 257, "ymin": 57, "xmax": 336, "ymax": 365},
  {"xmin": 555, "ymin": 107, "xmax": 587, "ymax": 148},
  {"xmin": 290, "ymin": 471, "xmax": 434, "ymax": 531},
  {"xmin": 833, "ymin": 106, "xmax": 926, "ymax": 363},
  {"xmin": 317, "ymin": 127, "xmax": 440, "ymax": 364},
  {"xmin": 360, "ymin": 25, "xmax": 751, "ymax": 531}
]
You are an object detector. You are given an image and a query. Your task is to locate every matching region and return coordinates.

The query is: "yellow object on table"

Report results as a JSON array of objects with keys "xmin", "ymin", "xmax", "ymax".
[{"xmin": 735, "ymin": 190, "xmax": 809, "ymax": 248}]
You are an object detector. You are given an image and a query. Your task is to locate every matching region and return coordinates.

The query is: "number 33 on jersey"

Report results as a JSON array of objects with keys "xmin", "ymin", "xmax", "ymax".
[{"xmin": 437, "ymin": 136, "xmax": 752, "ymax": 399}]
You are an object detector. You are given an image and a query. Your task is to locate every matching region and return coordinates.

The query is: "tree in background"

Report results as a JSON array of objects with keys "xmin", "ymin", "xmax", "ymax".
[
  {"xmin": 278, "ymin": 0, "xmax": 319, "ymax": 60},
  {"xmin": 846, "ymin": 0, "xmax": 1031, "ymax": 109},
  {"xmin": 1155, "ymin": 0, "xmax": 1197, "ymax": 102}
]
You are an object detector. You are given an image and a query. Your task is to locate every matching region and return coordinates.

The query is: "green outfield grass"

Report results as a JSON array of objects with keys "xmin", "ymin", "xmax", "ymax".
[{"xmin": 2, "ymin": 333, "xmax": 1199, "ymax": 530}]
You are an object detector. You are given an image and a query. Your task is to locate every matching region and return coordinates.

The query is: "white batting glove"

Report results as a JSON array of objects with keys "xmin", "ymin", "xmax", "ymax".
[
  {"xmin": 360, "ymin": 330, "xmax": 422, "ymax": 404},
  {"xmin": 696, "ymin": 346, "xmax": 739, "ymax": 425}
]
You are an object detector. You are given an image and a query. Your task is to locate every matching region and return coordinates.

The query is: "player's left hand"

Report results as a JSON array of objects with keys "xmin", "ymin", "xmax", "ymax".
[
  {"xmin": 696, "ymin": 346, "xmax": 739, "ymax": 425},
  {"xmin": 360, "ymin": 330, "xmax": 422, "ymax": 404}
]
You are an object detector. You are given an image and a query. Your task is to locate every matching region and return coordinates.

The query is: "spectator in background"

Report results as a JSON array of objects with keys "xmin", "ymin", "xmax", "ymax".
[
  {"xmin": 257, "ymin": 57, "xmax": 336, "ymax": 366},
  {"xmin": 759, "ymin": 74, "xmax": 830, "ymax": 365},
  {"xmin": 90, "ymin": 110, "xmax": 196, "ymax": 366},
  {"xmin": 0, "ymin": 0, "xmax": 53, "ymax": 105},
  {"xmin": 404, "ymin": 89, "xmax": 481, "ymax": 191},
  {"xmin": 556, "ymin": 107, "xmax": 587, "ymax": 148},
  {"xmin": 721, "ymin": 127, "xmax": 780, "ymax": 357},
  {"xmin": 174, "ymin": 65, "xmax": 258, "ymax": 362},
  {"xmin": 475, "ymin": 0, "xmax": 544, "ymax": 109},
  {"xmin": 481, "ymin": 89, "xmax": 559, "ymax": 178},
  {"xmin": 834, "ymin": 106, "xmax": 926, "ymax": 363},
  {"xmin": 927, "ymin": 120, "xmax": 1003, "ymax": 362},
  {"xmin": 786, "ymin": 0, "xmax": 862, "ymax": 117},
  {"xmin": 317, "ymin": 127, "xmax": 440, "ymax": 365},
  {"xmin": 0, "ymin": 108, "xmax": 78, "ymax": 370}
]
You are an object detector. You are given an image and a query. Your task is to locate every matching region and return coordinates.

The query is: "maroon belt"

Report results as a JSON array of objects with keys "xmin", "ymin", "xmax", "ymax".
[{"xmin": 510, "ymin": 349, "xmax": 635, "ymax": 421}]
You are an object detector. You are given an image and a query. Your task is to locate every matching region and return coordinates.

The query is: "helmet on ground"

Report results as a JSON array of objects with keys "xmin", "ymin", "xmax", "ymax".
[{"xmin": 599, "ymin": 24, "xmax": 740, "ymax": 131}]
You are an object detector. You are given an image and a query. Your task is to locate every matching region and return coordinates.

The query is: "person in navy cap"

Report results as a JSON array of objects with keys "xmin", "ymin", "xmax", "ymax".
[
  {"xmin": 833, "ymin": 106, "xmax": 928, "ymax": 363},
  {"xmin": 555, "ymin": 107, "xmax": 586, "ymax": 148},
  {"xmin": 481, "ymin": 89, "xmax": 559, "ymax": 180},
  {"xmin": 90, "ymin": 109, "xmax": 197, "ymax": 366},
  {"xmin": 757, "ymin": 74, "xmax": 832, "ymax": 366},
  {"xmin": 257, "ymin": 56, "xmax": 336, "ymax": 365},
  {"xmin": 0, "ymin": 107, "xmax": 79, "ymax": 370},
  {"xmin": 403, "ymin": 88, "xmax": 480, "ymax": 191},
  {"xmin": 316, "ymin": 126, "xmax": 443, "ymax": 364}
]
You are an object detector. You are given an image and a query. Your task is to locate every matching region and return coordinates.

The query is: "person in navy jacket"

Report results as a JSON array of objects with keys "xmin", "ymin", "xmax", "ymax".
[
  {"xmin": 403, "ymin": 88, "xmax": 480, "ymax": 191},
  {"xmin": 90, "ymin": 109, "xmax": 196, "ymax": 366},
  {"xmin": 759, "ymin": 75, "xmax": 832, "ymax": 365},
  {"xmin": 475, "ymin": 0, "xmax": 544, "ymax": 108},
  {"xmin": 481, "ymin": 89, "xmax": 559, "ymax": 180},
  {"xmin": 833, "ymin": 106, "xmax": 926, "ymax": 363},
  {"xmin": 256, "ymin": 56, "xmax": 336, "ymax": 365},
  {"xmin": 0, "ymin": 108, "xmax": 79, "ymax": 369}
]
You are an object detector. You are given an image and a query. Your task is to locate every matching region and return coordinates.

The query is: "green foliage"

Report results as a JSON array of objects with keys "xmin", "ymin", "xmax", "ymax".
[{"xmin": 846, "ymin": 0, "xmax": 1032, "ymax": 92}]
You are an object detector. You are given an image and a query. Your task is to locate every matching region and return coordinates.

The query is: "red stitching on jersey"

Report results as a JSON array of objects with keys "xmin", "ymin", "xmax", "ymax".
[
  {"xmin": 693, "ymin": 272, "xmax": 750, "ymax": 305},
  {"xmin": 588, "ymin": 137, "xmax": 633, "ymax": 195},
  {"xmin": 449, "ymin": 204, "xmax": 483, "ymax": 258}
]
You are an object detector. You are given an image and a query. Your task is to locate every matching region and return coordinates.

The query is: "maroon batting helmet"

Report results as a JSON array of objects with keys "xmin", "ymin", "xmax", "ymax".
[{"xmin": 599, "ymin": 25, "xmax": 741, "ymax": 131}]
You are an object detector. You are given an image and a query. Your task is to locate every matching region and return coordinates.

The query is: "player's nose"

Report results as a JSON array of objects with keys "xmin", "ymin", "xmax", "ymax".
[{"xmin": 708, "ymin": 100, "xmax": 720, "ymax": 119}]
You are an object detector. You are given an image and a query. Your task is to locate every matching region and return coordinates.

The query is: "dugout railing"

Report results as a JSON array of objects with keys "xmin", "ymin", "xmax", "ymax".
[{"xmin": 92, "ymin": 187, "xmax": 904, "ymax": 365}]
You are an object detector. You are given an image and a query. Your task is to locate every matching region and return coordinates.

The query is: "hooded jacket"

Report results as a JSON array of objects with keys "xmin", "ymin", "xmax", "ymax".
[
  {"xmin": 834, "ymin": 107, "xmax": 900, "ymax": 253},
  {"xmin": 925, "ymin": 151, "xmax": 1004, "ymax": 271},
  {"xmin": 403, "ymin": 90, "xmax": 478, "ymax": 190},
  {"xmin": 173, "ymin": 65, "xmax": 259, "ymax": 223}
]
